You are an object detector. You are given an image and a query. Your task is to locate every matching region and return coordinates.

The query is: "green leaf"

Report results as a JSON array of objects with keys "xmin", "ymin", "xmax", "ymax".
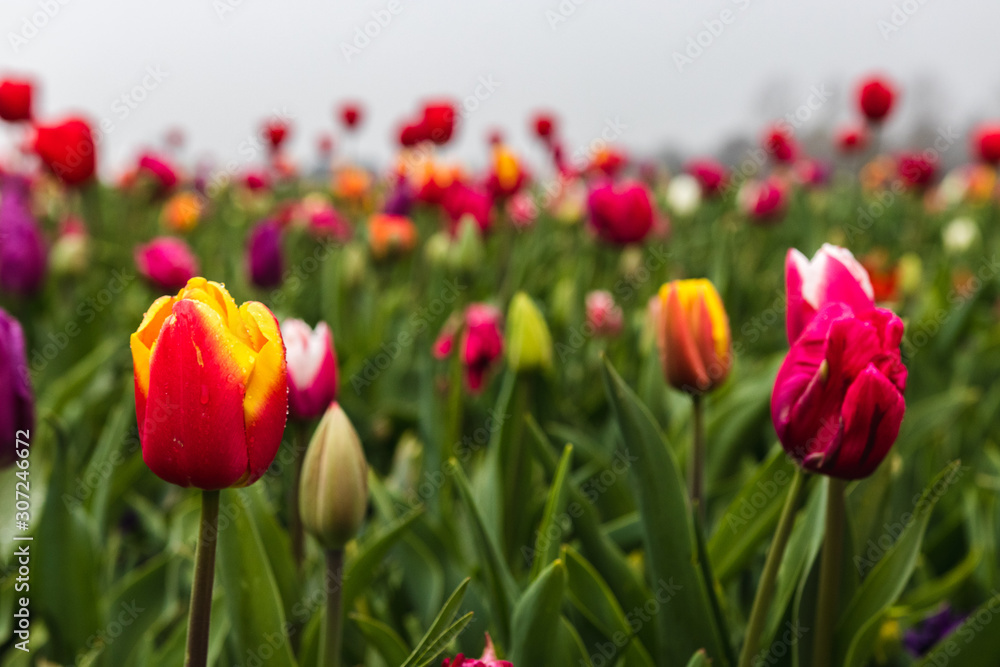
[
  {"xmin": 528, "ymin": 444, "xmax": 574, "ymax": 581},
  {"xmin": 451, "ymin": 461, "xmax": 519, "ymax": 645},
  {"xmin": 837, "ymin": 461, "xmax": 961, "ymax": 667},
  {"xmin": 916, "ymin": 591, "xmax": 1000, "ymax": 666},
  {"xmin": 562, "ymin": 546, "xmax": 656, "ymax": 667},
  {"xmin": 510, "ymin": 559, "xmax": 567, "ymax": 667},
  {"xmin": 100, "ymin": 554, "xmax": 169, "ymax": 667},
  {"xmin": 343, "ymin": 508, "xmax": 425, "ymax": 610},
  {"xmin": 600, "ymin": 357, "xmax": 728, "ymax": 664},
  {"xmin": 351, "ymin": 614, "xmax": 411, "ymax": 666},
  {"xmin": 242, "ymin": 484, "xmax": 301, "ymax": 621},
  {"xmin": 401, "ymin": 578, "xmax": 472, "ymax": 667},
  {"xmin": 709, "ymin": 446, "xmax": 796, "ymax": 582},
  {"xmin": 216, "ymin": 488, "xmax": 297, "ymax": 667},
  {"xmin": 686, "ymin": 649, "xmax": 711, "ymax": 667}
]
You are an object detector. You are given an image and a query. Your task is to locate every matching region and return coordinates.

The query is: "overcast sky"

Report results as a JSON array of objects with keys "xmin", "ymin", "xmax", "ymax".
[{"xmin": 4, "ymin": 0, "xmax": 1000, "ymax": 175}]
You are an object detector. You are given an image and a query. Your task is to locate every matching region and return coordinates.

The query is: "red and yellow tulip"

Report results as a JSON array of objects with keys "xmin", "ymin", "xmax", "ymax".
[
  {"xmin": 130, "ymin": 277, "xmax": 288, "ymax": 489},
  {"xmin": 655, "ymin": 279, "xmax": 732, "ymax": 394}
]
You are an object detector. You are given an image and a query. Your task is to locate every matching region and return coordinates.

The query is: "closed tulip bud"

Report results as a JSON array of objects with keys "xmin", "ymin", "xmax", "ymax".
[
  {"xmin": 655, "ymin": 279, "xmax": 732, "ymax": 394},
  {"xmin": 299, "ymin": 402, "xmax": 369, "ymax": 549},
  {"xmin": 281, "ymin": 319, "xmax": 338, "ymax": 421},
  {"xmin": 0, "ymin": 308, "xmax": 34, "ymax": 468},
  {"xmin": 449, "ymin": 216, "xmax": 484, "ymax": 271},
  {"xmin": 505, "ymin": 292, "xmax": 553, "ymax": 373},
  {"xmin": 424, "ymin": 231, "xmax": 451, "ymax": 267},
  {"xmin": 0, "ymin": 78, "xmax": 33, "ymax": 122},
  {"xmin": 130, "ymin": 278, "xmax": 288, "ymax": 489}
]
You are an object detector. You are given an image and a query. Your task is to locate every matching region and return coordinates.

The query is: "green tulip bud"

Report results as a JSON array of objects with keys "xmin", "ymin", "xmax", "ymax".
[
  {"xmin": 505, "ymin": 292, "xmax": 553, "ymax": 373},
  {"xmin": 299, "ymin": 402, "xmax": 369, "ymax": 550},
  {"xmin": 424, "ymin": 231, "xmax": 451, "ymax": 267},
  {"xmin": 448, "ymin": 215, "xmax": 484, "ymax": 271}
]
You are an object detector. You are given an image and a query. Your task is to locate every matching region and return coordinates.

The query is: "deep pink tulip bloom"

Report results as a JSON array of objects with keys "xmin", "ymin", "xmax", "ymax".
[
  {"xmin": 137, "ymin": 152, "xmax": 179, "ymax": 193},
  {"xmin": 281, "ymin": 319, "xmax": 338, "ymax": 420},
  {"xmin": 586, "ymin": 181, "xmax": 654, "ymax": 245},
  {"xmin": 135, "ymin": 237, "xmax": 199, "ymax": 292},
  {"xmin": 434, "ymin": 305, "xmax": 503, "ymax": 393},
  {"xmin": 785, "ymin": 244, "xmax": 875, "ymax": 344}
]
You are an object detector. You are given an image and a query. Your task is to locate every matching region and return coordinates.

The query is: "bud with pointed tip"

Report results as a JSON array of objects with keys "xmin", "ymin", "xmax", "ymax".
[
  {"xmin": 505, "ymin": 292, "xmax": 553, "ymax": 373},
  {"xmin": 299, "ymin": 402, "xmax": 369, "ymax": 550}
]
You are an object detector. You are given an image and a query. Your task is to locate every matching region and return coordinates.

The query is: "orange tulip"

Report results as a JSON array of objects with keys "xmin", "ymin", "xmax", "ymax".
[{"xmin": 656, "ymin": 279, "xmax": 732, "ymax": 394}]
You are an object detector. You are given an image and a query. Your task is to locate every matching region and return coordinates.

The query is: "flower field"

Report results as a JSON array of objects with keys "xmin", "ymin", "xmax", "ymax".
[{"xmin": 2, "ymin": 74, "xmax": 1000, "ymax": 667}]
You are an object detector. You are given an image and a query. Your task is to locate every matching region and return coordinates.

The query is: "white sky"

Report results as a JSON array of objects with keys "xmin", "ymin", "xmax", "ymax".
[{"xmin": 3, "ymin": 0, "xmax": 1000, "ymax": 175}]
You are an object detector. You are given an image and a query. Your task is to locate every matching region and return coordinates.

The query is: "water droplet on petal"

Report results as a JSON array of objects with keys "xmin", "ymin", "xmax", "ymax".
[{"xmin": 200, "ymin": 385, "xmax": 210, "ymax": 405}]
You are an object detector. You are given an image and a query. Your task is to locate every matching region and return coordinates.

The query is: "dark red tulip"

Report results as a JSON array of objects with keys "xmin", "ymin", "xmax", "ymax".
[
  {"xmin": 686, "ymin": 159, "xmax": 729, "ymax": 196},
  {"xmin": 972, "ymin": 123, "xmax": 1000, "ymax": 164},
  {"xmin": 763, "ymin": 125, "xmax": 797, "ymax": 164},
  {"xmin": 0, "ymin": 78, "xmax": 33, "ymax": 123},
  {"xmin": 420, "ymin": 102, "xmax": 457, "ymax": 145},
  {"xmin": 586, "ymin": 181, "xmax": 654, "ymax": 245},
  {"xmin": 836, "ymin": 124, "xmax": 869, "ymax": 153},
  {"xmin": 33, "ymin": 117, "xmax": 96, "ymax": 186},
  {"xmin": 262, "ymin": 119, "xmax": 290, "ymax": 151},
  {"xmin": 897, "ymin": 153, "xmax": 935, "ymax": 189},
  {"xmin": 340, "ymin": 103, "xmax": 363, "ymax": 131},
  {"xmin": 532, "ymin": 113, "xmax": 557, "ymax": 142},
  {"xmin": 399, "ymin": 122, "xmax": 426, "ymax": 147},
  {"xmin": 858, "ymin": 76, "xmax": 896, "ymax": 123}
]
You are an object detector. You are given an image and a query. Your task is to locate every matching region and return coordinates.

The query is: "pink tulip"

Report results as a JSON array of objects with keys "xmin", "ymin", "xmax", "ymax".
[
  {"xmin": 771, "ymin": 301, "xmax": 906, "ymax": 479},
  {"xmin": 280, "ymin": 319, "xmax": 339, "ymax": 420},
  {"xmin": 586, "ymin": 290, "xmax": 623, "ymax": 337},
  {"xmin": 785, "ymin": 244, "xmax": 875, "ymax": 344},
  {"xmin": 137, "ymin": 152, "xmax": 179, "ymax": 193},
  {"xmin": 135, "ymin": 237, "xmax": 199, "ymax": 292},
  {"xmin": 434, "ymin": 305, "xmax": 503, "ymax": 393},
  {"xmin": 739, "ymin": 177, "xmax": 787, "ymax": 223},
  {"xmin": 442, "ymin": 633, "xmax": 513, "ymax": 667}
]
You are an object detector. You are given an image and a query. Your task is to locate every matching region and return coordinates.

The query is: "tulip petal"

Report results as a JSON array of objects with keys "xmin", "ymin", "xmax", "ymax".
[
  {"xmin": 240, "ymin": 301, "xmax": 289, "ymax": 484},
  {"xmin": 142, "ymin": 299, "xmax": 252, "ymax": 489},
  {"xmin": 661, "ymin": 285, "xmax": 710, "ymax": 391},
  {"xmin": 786, "ymin": 249, "xmax": 816, "ymax": 343},
  {"xmin": 130, "ymin": 295, "xmax": 176, "ymax": 428},
  {"xmin": 826, "ymin": 365, "xmax": 905, "ymax": 479}
]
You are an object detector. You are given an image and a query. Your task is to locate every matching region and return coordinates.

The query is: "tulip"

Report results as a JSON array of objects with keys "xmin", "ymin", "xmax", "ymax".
[
  {"xmin": 486, "ymin": 144, "xmax": 527, "ymax": 199},
  {"xmin": 339, "ymin": 103, "xmax": 363, "ymax": 131},
  {"xmin": 0, "ymin": 78, "xmax": 33, "ymax": 122},
  {"xmin": 161, "ymin": 191, "xmax": 204, "ymax": 232},
  {"xmin": 49, "ymin": 217, "xmax": 90, "ymax": 276},
  {"xmin": 33, "ymin": 117, "xmax": 96, "ymax": 186},
  {"xmin": 897, "ymin": 153, "xmax": 936, "ymax": 189},
  {"xmin": 421, "ymin": 101, "xmax": 457, "ymax": 145},
  {"xmin": 383, "ymin": 177, "xmax": 415, "ymax": 217},
  {"xmin": 941, "ymin": 217, "xmax": 979, "ymax": 255},
  {"xmin": 0, "ymin": 175, "xmax": 47, "ymax": 295},
  {"xmin": 443, "ymin": 183, "xmax": 493, "ymax": 234},
  {"xmin": 858, "ymin": 75, "xmax": 896, "ymax": 123},
  {"xmin": 247, "ymin": 219, "xmax": 285, "ymax": 288},
  {"xmin": 903, "ymin": 606, "xmax": 965, "ymax": 658},
  {"xmin": 130, "ymin": 277, "xmax": 288, "ymax": 488},
  {"xmin": 686, "ymin": 159, "xmax": 729, "ymax": 196},
  {"xmin": 654, "ymin": 279, "xmax": 732, "ymax": 394},
  {"xmin": 435, "ymin": 304, "xmax": 504, "ymax": 393},
  {"xmin": 785, "ymin": 243, "xmax": 875, "ymax": 344},
  {"xmin": 589, "ymin": 147, "xmax": 627, "ymax": 177},
  {"xmin": 443, "ymin": 634, "xmax": 513, "ymax": 667},
  {"xmin": 506, "ymin": 192, "xmax": 537, "ymax": 229},
  {"xmin": 263, "ymin": 119, "xmax": 290, "ymax": 151},
  {"xmin": 532, "ymin": 112, "xmax": 557, "ymax": 143},
  {"xmin": 135, "ymin": 237, "xmax": 200, "ymax": 292},
  {"xmin": 281, "ymin": 319, "xmax": 339, "ymax": 421},
  {"xmin": 243, "ymin": 170, "xmax": 270, "ymax": 192},
  {"xmin": 739, "ymin": 177, "xmax": 787, "ymax": 223},
  {"xmin": 586, "ymin": 290, "xmax": 623, "ymax": 338},
  {"xmin": 835, "ymin": 124, "xmax": 869, "ymax": 154},
  {"xmin": 586, "ymin": 181, "xmax": 654, "ymax": 245},
  {"xmin": 399, "ymin": 121, "xmax": 427, "ymax": 147},
  {"xmin": 665, "ymin": 174, "xmax": 702, "ymax": 217},
  {"xmin": 368, "ymin": 213, "xmax": 417, "ymax": 259},
  {"xmin": 0, "ymin": 308, "xmax": 34, "ymax": 469},
  {"xmin": 971, "ymin": 123, "xmax": 1000, "ymax": 164},
  {"xmin": 449, "ymin": 216, "xmax": 485, "ymax": 272},
  {"xmin": 137, "ymin": 152, "xmax": 179, "ymax": 193},
  {"xmin": 763, "ymin": 124, "xmax": 797, "ymax": 164},
  {"xmin": 505, "ymin": 292, "xmax": 552, "ymax": 373}
]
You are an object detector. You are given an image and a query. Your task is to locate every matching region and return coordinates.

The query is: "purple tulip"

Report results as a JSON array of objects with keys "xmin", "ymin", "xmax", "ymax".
[
  {"xmin": 0, "ymin": 308, "xmax": 34, "ymax": 468},
  {"xmin": 903, "ymin": 606, "xmax": 965, "ymax": 657},
  {"xmin": 247, "ymin": 219, "xmax": 284, "ymax": 288},
  {"xmin": 383, "ymin": 178, "xmax": 415, "ymax": 217},
  {"xmin": 0, "ymin": 175, "xmax": 47, "ymax": 295}
]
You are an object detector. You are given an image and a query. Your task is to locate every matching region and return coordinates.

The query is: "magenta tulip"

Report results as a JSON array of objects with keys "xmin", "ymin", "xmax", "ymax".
[
  {"xmin": 587, "ymin": 181, "xmax": 654, "ymax": 245},
  {"xmin": 281, "ymin": 319, "xmax": 339, "ymax": 420},
  {"xmin": 135, "ymin": 237, "xmax": 199, "ymax": 292}
]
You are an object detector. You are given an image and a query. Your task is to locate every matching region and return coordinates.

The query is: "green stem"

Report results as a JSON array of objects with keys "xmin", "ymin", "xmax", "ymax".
[
  {"xmin": 690, "ymin": 394, "xmax": 706, "ymax": 522},
  {"xmin": 290, "ymin": 423, "xmax": 306, "ymax": 571},
  {"xmin": 813, "ymin": 477, "xmax": 846, "ymax": 667},
  {"xmin": 322, "ymin": 549, "xmax": 345, "ymax": 667},
  {"xmin": 738, "ymin": 467, "xmax": 806, "ymax": 667},
  {"xmin": 185, "ymin": 489, "xmax": 220, "ymax": 667}
]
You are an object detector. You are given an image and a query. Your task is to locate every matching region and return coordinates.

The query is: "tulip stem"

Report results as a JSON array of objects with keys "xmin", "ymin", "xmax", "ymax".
[
  {"xmin": 690, "ymin": 394, "xmax": 706, "ymax": 522},
  {"xmin": 185, "ymin": 489, "xmax": 220, "ymax": 667},
  {"xmin": 738, "ymin": 467, "xmax": 806, "ymax": 667},
  {"xmin": 813, "ymin": 477, "xmax": 846, "ymax": 667},
  {"xmin": 322, "ymin": 548, "xmax": 345, "ymax": 667}
]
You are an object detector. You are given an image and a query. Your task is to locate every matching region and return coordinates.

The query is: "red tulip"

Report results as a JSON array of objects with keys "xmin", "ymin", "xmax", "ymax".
[
  {"xmin": 972, "ymin": 123, "xmax": 1000, "ymax": 164},
  {"xmin": 442, "ymin": 183, "xmax": 493, "ymax": 234},
  {"xmin": 835, "ymin": 124, "xmax": 869, "ymax": 153},
  {"xmin": 281, "ymin": 319, "xmax": 338, "ymax": 420},
  {"xmin": 137, "ymin": 152, "xmax": 179, "ymax": 193},
  {"xmin": 340, "ymin": 103, "xmax": 363, "ymax": 131},
  {"xmin": 897, "ymin": 153, "xmax": 935, "ymax": 189},
  {"xmin": 399, "ymin": 121, "xmax": 427, "ymax": 147},
  {"xmin": 763, "ymin": 124, "xmax": 797, "ymax": 164},
  {"xmin": 858, "ymin": 76, "xmax": 896, "ymax": 123},
  {"xmin": 0, "ymin": 78, "xmax": 33, "ymax": 122},
  {"xmin": 443, "ymin": 633, "xmax": 512, "ymax": 667},
  {"xmin": 130, "ymin": 278, "xmax": 288, "ymax": 489},
  {"xmin": 135, "ymin": 237, "xmax": 199, "ymax": 292},
  {"xmin": 532, "ymin": 112, "xmax": 557, "ymax": 142},
  {"xmin": 33, "ymin": 118, "xmax": 96, "ymax": 186},
  {"xmin": 421, "ymin": 101, "xmax": 457, "ymax": 145},
  {"xmin": 586, "ymin": 181, "xmax": 654, "ymax": 245},
  {"xmin": 262, "ymin": 119, "xmax": 290, "ymax": 150},
  {"xmin": 686, "ymin": 159, "xmax": 729, "ymax": 196},
  {"xmin": 785, "ymin": 244, "xmax": 876, "ymax": 344},
  {"xmin": 772, "ymin": 283, "xmax": 906, "ymax": 480},
  {"xmin": 243, "ymin": 170, "xmax": 271, "ymax": 192}
]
